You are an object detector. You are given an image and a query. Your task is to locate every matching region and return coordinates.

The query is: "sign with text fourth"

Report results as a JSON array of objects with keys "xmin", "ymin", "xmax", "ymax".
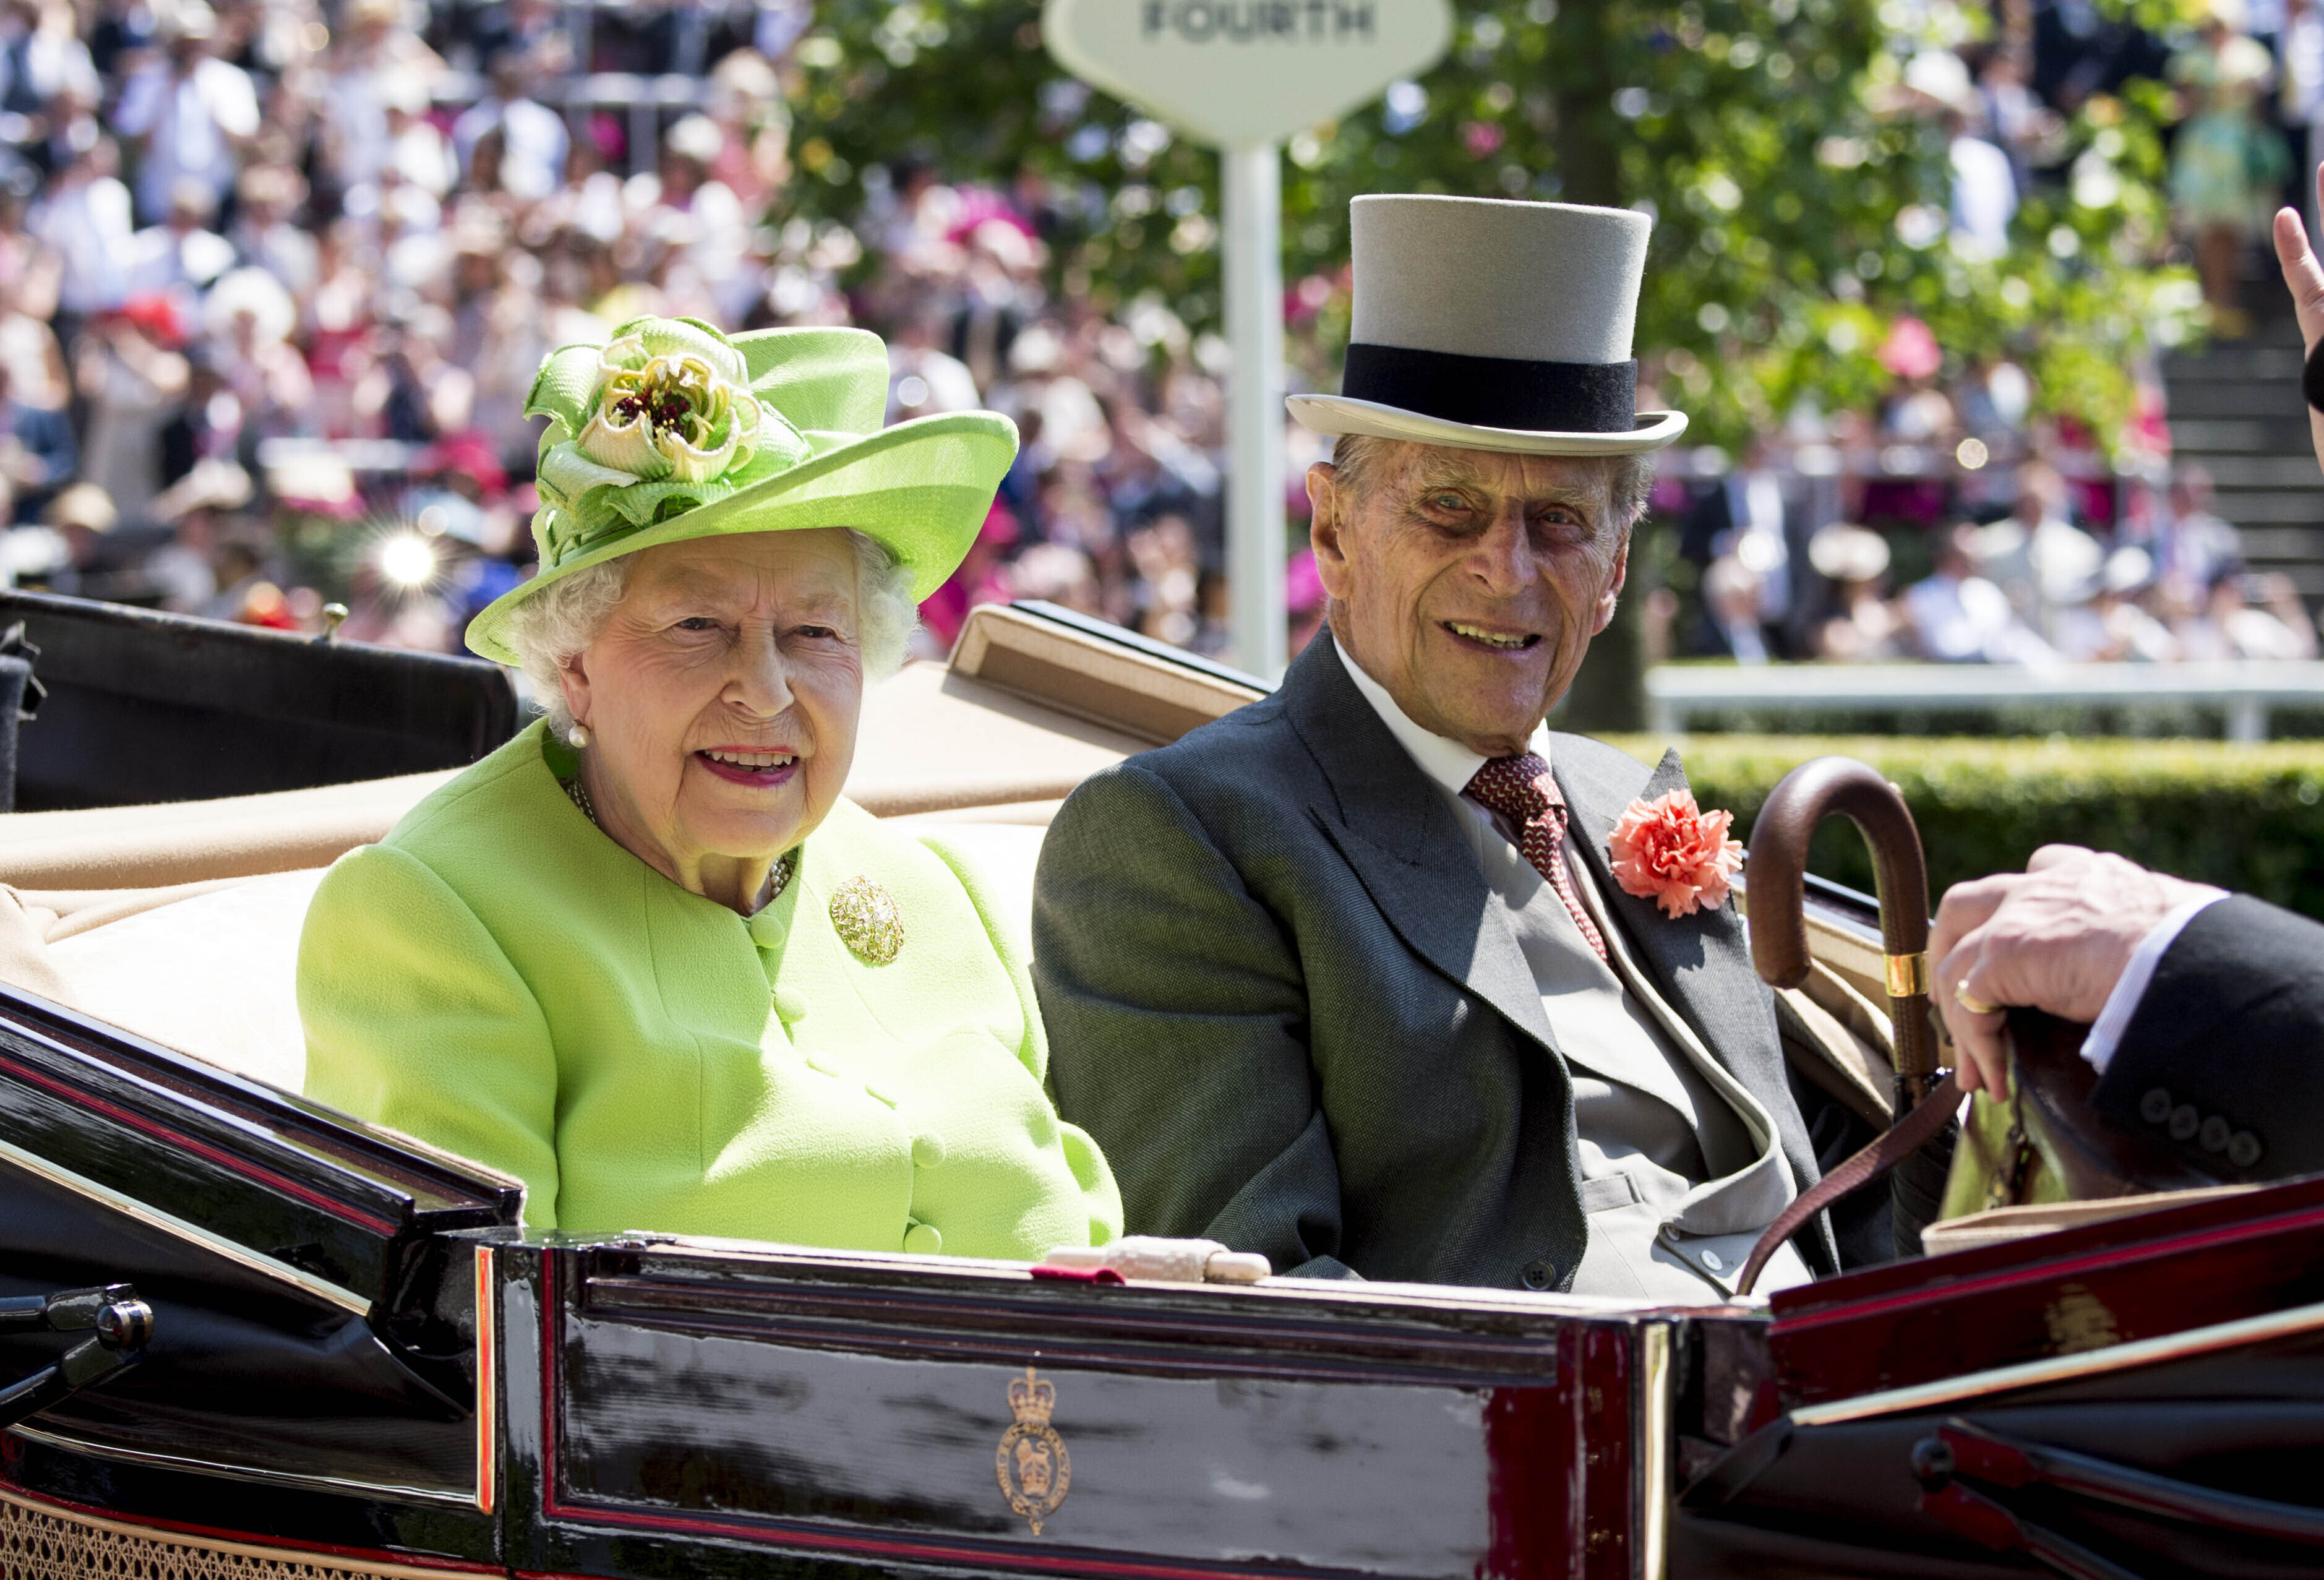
[{"xmin": 1042, "ymin": 0, "xmax": 1451, "ymax": 148}]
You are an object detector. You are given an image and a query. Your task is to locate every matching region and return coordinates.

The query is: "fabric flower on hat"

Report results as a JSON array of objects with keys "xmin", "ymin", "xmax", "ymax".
[
  {"xmin": 1609, "ymin": 788, "xmax": 1744, "ymax": 919},
  {"xmin": 526, "ymin": 316, "xmax": 810, "ymax": 564}
]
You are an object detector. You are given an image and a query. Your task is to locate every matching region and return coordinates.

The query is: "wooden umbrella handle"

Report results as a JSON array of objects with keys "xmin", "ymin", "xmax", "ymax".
[{"xmin": 1746, "ymin": 756, "xmax": 1940, "ymax": 1109}]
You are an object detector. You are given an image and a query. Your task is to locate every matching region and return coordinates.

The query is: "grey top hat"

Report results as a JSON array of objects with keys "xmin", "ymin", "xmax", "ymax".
[{"xmin": 1288, "ymin": 195, "xmax": 1687, "ymax": 457}]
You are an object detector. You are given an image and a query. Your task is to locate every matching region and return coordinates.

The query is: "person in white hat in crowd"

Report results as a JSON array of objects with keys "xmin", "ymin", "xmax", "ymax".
[
  {"xmin": 1902, "ymin": 522, "xmax": 2058, "ymax": 664},
  {"xmin": 1807, "ymin": 523, "xmax": 1906, "ymax": 661},
  {"xmin": 226, "ymin": 165, "xmax": 319, "ymax": 301},
  {"xmin": 645, "ymin": 113, "xmax": 755, "ymax": 322},
  {"xmin": 318, "ymin": 0, "xmax": 447, "ymax": 198},
  {"xmin": 2054, "ymin": 546, "xmax": 2180, "ymax": 663},
  {"xmin": 142, "ymin": 455, "xmax": 248, "ymax": 611},
  {"xmin": 202, "ymin": 265, "xmax": 313, "ymax": 449},
  {"xmin": 1035, "ymin": 195, "xmax": 1859, "ymax": 1299},
  {"xmin": 1972, "ymin": 460, "xmax": 2103, "ymax": 645},
  {"xmin": 1902, "ymin": 49, "xmax": 2017, "ymax": 260},
  {"xmin": 2179, "ymin": 565, "xmax": 2320, "ymax": 660},
  {"xmin": 451, "ymin": 51, "xmax": 570, "ymax": 204},
  {"xmin": 28, "ymin": 134, "xmax": 134, "ymax": 325},
  {"xmin": 108, "ymin": 2, "xmax": 257, "ymax": 224},
  {"xmin": 377, "ymin": 69, "xmax": 458, "ymax": 200},
  {"xmin": 122, "ymin": 177, "xmax": 233, "ymax": 304},
  {"xmin": 15, "ymin": 479, "xmax": 116, "ymax": 594}
]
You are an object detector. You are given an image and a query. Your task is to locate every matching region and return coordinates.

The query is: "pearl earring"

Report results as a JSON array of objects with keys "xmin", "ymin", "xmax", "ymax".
[{"xmin": 568, "ymin": 723, "xmax": 590, "ymax": 749}]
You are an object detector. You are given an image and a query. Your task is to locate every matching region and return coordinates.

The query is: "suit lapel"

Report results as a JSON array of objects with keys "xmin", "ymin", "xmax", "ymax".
[
  {"xmin": 1282, "ymin": 635, "xmax": 1555, "ymax": 1051},
  {"xmin": 1555, "ymin": 741, "xmax": 1786, "ymax": 1097}
]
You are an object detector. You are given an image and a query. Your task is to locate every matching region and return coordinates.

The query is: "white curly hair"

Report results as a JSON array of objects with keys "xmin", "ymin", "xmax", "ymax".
[{"xmin": 503, "ymin": 528, "xmax": 919, "ymax": 736}]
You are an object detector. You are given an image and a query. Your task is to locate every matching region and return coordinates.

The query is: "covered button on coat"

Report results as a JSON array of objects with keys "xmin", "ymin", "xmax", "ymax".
[{"xmin": 298, "ymin": 720, "xmax": 1121, "ymax": 1256}]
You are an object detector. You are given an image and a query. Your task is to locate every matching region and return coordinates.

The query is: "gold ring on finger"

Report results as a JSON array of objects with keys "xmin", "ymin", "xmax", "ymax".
[{"xmin": 1953, "ymin": 980, "xmax": 2001, "ymax": 1017}]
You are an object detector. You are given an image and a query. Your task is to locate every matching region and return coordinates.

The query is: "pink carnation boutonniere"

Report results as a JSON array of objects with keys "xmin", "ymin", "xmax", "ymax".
[{"xmin": 1610, "ymin": 789, "xmax": 1745, "ymax": 919}]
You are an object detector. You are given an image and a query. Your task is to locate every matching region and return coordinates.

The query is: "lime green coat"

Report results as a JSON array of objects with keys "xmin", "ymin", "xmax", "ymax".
[{"xmin": 298, "ymin": 720, "xmax": 1120, "ymax": 1257}]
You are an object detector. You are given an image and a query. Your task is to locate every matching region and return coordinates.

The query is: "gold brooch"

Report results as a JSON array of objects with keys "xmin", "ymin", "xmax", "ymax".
[
  {"xmin": 996, "ymin": 1367, "xmax": 1070, "ymax": 1535},
  {"xmin": 829, "ymin": 877, "xmax": 904, "ymax": 964}
]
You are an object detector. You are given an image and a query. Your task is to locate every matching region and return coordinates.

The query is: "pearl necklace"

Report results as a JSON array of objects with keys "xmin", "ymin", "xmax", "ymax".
[{"xmin": 564, "ymin": 775, "xmax": 798, "ymax": 907}]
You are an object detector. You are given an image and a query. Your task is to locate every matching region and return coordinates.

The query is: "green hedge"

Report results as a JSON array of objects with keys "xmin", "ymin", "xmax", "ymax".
[{"xmin": 1605, "ymin": 735, "xmax": 2324, "ymax": 920}]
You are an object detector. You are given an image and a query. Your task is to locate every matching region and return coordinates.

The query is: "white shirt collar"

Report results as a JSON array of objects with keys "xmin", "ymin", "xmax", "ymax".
[{"xmin": 1329, "ymin": 635, "xmax": 1551, "ymax": 799}]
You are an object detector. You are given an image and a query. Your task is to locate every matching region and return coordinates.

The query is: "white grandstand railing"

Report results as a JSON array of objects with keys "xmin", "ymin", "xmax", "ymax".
[{"xmin": 1644, "ymin": 660, "xmax": 2324, "ymax": 742}]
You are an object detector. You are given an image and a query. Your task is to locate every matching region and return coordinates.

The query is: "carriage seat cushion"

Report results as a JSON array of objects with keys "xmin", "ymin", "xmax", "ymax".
[
  {"xmin": 2, "ymin": 823, "xmax": 1053, "ymax": 1097},
  {"xmin": 44, "ymin": 867, "xmax": 327, "ymax": 1091}
]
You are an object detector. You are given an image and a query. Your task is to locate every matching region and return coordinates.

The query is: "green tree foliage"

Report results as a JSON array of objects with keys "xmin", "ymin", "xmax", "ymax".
[{"xmin": 786, "ymin": 0, "xmax": 2198, "ymax": 455}]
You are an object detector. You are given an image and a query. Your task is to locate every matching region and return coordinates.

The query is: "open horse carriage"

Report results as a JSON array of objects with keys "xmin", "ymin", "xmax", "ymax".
[{"xmin": 0, "ymin": 590, "xmax": 2317, "ymax": 1580}]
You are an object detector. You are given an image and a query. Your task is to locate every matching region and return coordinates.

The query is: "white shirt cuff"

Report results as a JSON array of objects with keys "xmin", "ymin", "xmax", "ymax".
[{"xmin": 2079, "ymin": 893, "xmax": 2229, "ymax": 1075}]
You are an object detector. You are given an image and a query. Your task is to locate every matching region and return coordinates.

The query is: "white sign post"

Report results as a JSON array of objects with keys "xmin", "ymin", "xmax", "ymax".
[
  {"xmin": 1220, "ymin": 144, "xmax": 1284, "ymax": 682},
  {"xmin": 1042, "ymin": 0, "xmax": 1451, "ymax": 677}
]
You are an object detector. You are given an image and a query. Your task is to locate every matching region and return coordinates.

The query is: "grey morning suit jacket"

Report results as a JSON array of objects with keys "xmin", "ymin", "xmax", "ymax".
[{"xmin": 1032, "ymin": 630, "xmax": 1835, "ymax": 1289}]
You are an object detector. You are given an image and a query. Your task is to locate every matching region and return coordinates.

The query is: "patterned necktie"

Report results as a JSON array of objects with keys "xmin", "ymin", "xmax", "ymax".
[{"xmin": 1465, "ymin": 752, "xmax": 1609, "ymax": 964}]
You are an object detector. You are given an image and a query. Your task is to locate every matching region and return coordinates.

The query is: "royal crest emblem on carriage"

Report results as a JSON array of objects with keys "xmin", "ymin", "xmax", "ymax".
[{"xmin": 995, "ymin": 1365, "xmax": 1071, "ymax": 1534}]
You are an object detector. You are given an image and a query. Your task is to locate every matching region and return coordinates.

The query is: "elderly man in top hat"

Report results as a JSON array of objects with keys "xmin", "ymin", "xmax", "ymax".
[{"xmin": 1033, "ymin": 195, "xmax": 1840, "ymax": 1299}]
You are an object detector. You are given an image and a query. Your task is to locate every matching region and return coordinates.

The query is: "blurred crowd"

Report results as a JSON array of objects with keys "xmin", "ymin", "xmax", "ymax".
[
  {"xmin": 1652, "ymin": 0, "xmax": 2324, "ymax": 672},
  {"xmin": 1911, "ymin": 0, "xmax": 2320, "ymax": 335},
  {"xmin": 1671, "ymin": 453, "xmax": 2315, "ymax": 666},
  {"xmin": 0, "ymin": 0, "xmax": 1257, "ymax": 663},
  {"xmin": 0, "ymin": 0, "xmax": 2313, "ymax": 676}
]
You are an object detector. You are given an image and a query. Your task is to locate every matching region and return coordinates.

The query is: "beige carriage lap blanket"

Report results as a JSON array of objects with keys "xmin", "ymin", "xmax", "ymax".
[{"xmin": 0, "ymin": 869, "xmax": 327, "ymax": 1091}]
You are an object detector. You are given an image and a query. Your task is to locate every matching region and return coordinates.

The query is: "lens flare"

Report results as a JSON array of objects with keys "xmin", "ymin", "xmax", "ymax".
[{"xmin": 379, "ymin": 533, "xmax": 439, "ymax": 589}]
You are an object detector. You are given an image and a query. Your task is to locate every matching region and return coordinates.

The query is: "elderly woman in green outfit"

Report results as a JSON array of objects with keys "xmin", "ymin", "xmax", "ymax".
[{"xmin": 298, "ymin": 317, "xmax": 1121, "ymax": 1260}]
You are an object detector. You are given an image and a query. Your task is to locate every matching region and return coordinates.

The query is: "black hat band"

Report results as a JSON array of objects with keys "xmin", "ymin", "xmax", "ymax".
[{"xmin": 1339, "ymin": 343, "xmax": 1639, "ymax": 434}]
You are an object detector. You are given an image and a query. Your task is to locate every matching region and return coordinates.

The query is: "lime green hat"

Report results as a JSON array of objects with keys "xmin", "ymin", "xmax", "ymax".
[{"xmin": 465, "ymin": 316, "xmax": 1018, "ymax": 665}]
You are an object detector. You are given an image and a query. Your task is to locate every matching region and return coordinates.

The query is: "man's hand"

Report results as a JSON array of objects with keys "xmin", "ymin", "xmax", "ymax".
[
  {"xmin": 1930, "ymin": 846, "xmax": 2224, "ymax": 1096},
  {"xmin": 2272, "ymin": 169, "xmax": 2324, "ymax": 474}
]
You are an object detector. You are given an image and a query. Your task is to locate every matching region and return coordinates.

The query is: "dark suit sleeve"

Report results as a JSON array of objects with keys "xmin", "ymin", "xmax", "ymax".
[
  {"xmin": 1032, "ymin": 762, "xmax": 1355, "ymax": 1279},
  {"xmin": 2093, "ymin": 895, "xmax": 2324, "ymax": 1180},
  {"xmin": 1678, "ymin": 483, "xmax": 1728, "ymax": 564}
]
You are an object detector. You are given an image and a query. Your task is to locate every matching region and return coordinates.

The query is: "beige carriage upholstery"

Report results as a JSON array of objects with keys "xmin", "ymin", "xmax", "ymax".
[{"xmin": 0, "ymin": 601, "xmax": 1892, "ymax": 1116}]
